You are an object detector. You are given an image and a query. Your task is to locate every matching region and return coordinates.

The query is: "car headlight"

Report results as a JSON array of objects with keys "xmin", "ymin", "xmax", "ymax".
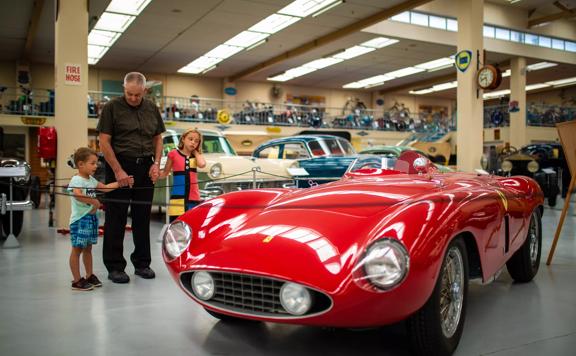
[
  {"xmin": 527, "ymin": 160, "xmax": 539, "ymax": 173},
  {"xmin": 162, "ymin": 220, "xmax": 191, "ymax": 261},
  {"xmin": 209, "ymin": 163, "xmax": 222, "ymax": 178},
  {"xmin": 360, "ymin": 239, "xmax": 409, "ymax": 290},
  {"xmin": 480, "ymin": 154, "xmax": 488, "ymax": 170},
  {"xmin": 191, "ymin": 271, "xmax": 215, "ymax": 300},
  {"xmin": 289, "ymin": 161, "xmax": 300, "ymax": 168},
  {"xmin": 501, "ymin": 160, "xmax": 513, "ymax": 173},
  {"xmin": 280, "ymin": 282, "xmax": 312, "ymax": 315}
]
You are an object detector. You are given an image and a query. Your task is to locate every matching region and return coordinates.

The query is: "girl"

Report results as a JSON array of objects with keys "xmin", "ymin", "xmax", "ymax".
[{"xmin": 161, "ymin": 128, "xmax": 206, "ymax": 222}]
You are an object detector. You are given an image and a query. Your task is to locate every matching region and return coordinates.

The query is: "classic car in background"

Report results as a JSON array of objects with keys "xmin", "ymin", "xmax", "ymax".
[
  {"xmin": 252, "ymin": 135, "xmax": 357, "ymax": 188},
  {"xmin": 359, "ymin": 145, "xmax": 453, "ymax": 172},
  {"xmin": 162, "ymin": 150, "xmax": 544, "ymax": 356},
  {"xmin": 0, "ymin": 157, "xmax": 37, "ymax": 237},
  {"xmin": 488, "ymin": 142, "xmax": 569, "ymax": 207},
  {"xmin": 155, "ymin": 129, "xmax": 298, "ymax": 204}
]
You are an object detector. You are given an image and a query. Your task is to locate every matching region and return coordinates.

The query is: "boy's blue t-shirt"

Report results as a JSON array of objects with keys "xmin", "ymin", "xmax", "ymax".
[{"xmin": 67, "ymin": 175, "xmax": 99, "ymax": 224}]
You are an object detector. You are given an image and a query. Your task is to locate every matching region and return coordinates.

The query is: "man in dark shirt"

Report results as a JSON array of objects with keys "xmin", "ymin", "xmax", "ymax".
[{"xmin": 97, "ymin": 72, "xmax": 165, "ymax": 283}]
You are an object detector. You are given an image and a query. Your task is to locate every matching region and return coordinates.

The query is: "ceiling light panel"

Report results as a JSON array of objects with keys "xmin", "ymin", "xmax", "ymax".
[
  {"xmin": 304, "ymin": 57, "xmax": 343, "ymax": 69},
  {"xmin": 106, "ymin": 0, "xmax": 152, "ymax": 16},
  {"xmin": 332, "ymin": 46, "xmax": 375, "ymax": 59},
  {"xmin": 249, "ymin": 14, "xmax": 301, "ymax": 34},
  {"xmin": 526, "ymin": 62, "xmax": 557, "ymax": 71},
  {"xmin": 361, "ymin": 37, "xmax": 399, "ymax": 48},
  {"xmin": 526, "ymin": 83, "xmax": 551, "ymax": 91},
  {"xmin": 204, "ymin": 44, "xmax": 244, "ymax": 59},
  {"xmin": 342, "ymin": 82, "xmax": 365, "ymax": 89},
  {"xmin": 409, "ymin": 88, "xmax": 435, "ymax": 95},
  {"xmin": 94, "ymin": 12, "xmax": 136, "ymax": 32},
  {"xmin": 285, "ymin": 67, "xmax": 318, "ymax": 77},
  {"xmin": 387, "ymin": 67, "xmax": 425, "ymax": 78},
  {"xmin": 225, "ymin": 31, "xmax": 270, "ymax": 48},
  {"xmin": 415, "ymin": 57, "xmax": 454, "ymax": 70},
  {"xmin": 268, "ymin": 73, "xmax": 295, "ymax": 82},
  {"xmin": 546, "ymin": 77, "xmax": 576, "ymax": 87},
  {"xmin": 279, "ymin": 0, "xmax": 342, "ymax": 17},
  {"xmin": 88, "ymin": 45, "xmax": 109, "ymax": 59},
  {"xmin": 88, "ymin": 30, "xmax": 121, "ymax": 47}
]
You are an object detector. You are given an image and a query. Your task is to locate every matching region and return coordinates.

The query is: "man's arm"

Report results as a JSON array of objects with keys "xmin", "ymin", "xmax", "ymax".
[{"xmin": 99, "ymin": 133, "xmax": 131, "ymax": 187}]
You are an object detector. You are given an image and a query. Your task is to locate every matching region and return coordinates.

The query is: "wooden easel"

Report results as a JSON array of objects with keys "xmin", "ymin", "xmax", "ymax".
[{"xmin": 546, "ymin": 121, "xmax": 576, "ymax": 265}]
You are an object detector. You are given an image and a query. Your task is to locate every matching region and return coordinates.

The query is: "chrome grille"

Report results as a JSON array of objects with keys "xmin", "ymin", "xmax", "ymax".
[
  {"xmin": 205, "ymin": 180, "xmax": 293, "ymax": 194},
  {"xmin": 211, "ymin": 272, "xmax": 287, "ymax": 314}
]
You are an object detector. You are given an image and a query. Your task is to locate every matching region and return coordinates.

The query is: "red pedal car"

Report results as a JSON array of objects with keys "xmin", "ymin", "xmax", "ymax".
[{"xmin": 162, "ymin": 151, "xmax": 544, "ymax": 356}]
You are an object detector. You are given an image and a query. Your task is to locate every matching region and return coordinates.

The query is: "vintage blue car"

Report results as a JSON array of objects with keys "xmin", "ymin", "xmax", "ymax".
[{"xmin": 252, "ymin": 135, "xmax": 357, "ymax": 187}]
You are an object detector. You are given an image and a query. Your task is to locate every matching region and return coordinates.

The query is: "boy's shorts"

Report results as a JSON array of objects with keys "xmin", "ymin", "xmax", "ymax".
[{"xmin": 70, "ymin": 214, "xmax": 99, "ymax": 248}]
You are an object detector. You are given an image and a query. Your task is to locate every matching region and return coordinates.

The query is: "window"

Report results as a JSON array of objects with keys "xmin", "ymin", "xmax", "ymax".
[
  {"xmin": 338, "ymin": 139, "xmax": 356, "ymax": 155},
  {"xmin": 411, "ymin": 12, "xmax": 429, "ymax": 27},
  {"xmin": 203, "ymin": 136, "xmax": 235, "ymax": 155},
  {"xmin": 566, "ymin": 42, "xmax": 576, "ymax": 52},
  {"xmin": 429, "ymin": 16, "xmax": 446, "ymax": 29},
  {"xmin": 322, "ymin": 139, "xmax": 345, "ymax": 155},
  {"xmin": 525, "ymin": 33, "xmax": 538, "ymax": 46},
  {"xmin": 258, "ymin": 146, "xmax": 279, "ymax": 159},
  {"xmin": 510, "ymin": 31, "xmax": 522, "ymax": 42},
  {"xmin": 495, "ymin": 28, "xmax": 510, "ymax": 41},
  {"xmin": 391, "ymin": 12, "xmax": 410, "ymax": 23},
  {"xmin": 307, "ymin": 141, "xmax": 327, "ymax": 157},
  {"xmin": 282, "ymin": 143, "xmax": 310, "ymax": 159},
  {"xmin": 447, "ymin": 18, "xmax": 458, "ymax": 32},
  {"xmin": 552, "ymin": 39, "xmax": 564, "ymax": 50},
  {"xmin": 539, "ymin": 36, "xmax": 551, "ymax": 48},
  {"xmin": 483, "ymin": 26, "xmax": 495, "ymax": 38}
]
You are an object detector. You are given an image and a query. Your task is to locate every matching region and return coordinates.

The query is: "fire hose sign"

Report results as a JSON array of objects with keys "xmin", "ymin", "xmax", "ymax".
[{"xmin": 64, "ymin": 63, "xmax": 81, "ymax": 85}]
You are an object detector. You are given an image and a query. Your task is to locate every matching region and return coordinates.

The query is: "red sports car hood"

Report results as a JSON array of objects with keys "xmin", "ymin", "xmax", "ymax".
[{"xmin": 182, "ymin": 175, "xmax": 440, "ymax": 292}]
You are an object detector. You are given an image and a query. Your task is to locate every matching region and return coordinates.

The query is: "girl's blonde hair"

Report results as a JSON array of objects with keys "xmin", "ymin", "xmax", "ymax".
[{"xmin": 178, "ymin": 128, "xmax": 203, "ymax": 153}]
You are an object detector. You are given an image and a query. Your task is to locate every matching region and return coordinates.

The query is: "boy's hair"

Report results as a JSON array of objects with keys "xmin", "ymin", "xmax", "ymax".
[
  {"xmin": 73, "ymin": 147, "xmax": 97, "ymax": 166},
  {"xmin": 178, "ymin": 128, "xmax": 203, "ymax": 153}
]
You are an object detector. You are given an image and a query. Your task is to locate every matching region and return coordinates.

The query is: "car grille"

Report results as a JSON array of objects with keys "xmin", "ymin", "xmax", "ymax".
[
  {"xmin": 205, "ymin": 179, "xmax": 293, "ymax": 194},
  {"xmin": 180, "ymin": 271, "xmax": 332, "ymax": 318}
]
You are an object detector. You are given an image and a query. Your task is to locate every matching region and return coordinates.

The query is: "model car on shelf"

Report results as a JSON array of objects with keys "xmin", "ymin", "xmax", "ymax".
[
  {"xmin": 161, "ymin": 150, "xmax": 544, "ymax": 356},
  {"xmin": 492, "ymin": 142, "xmax": 568, "ymax": 207},
  {"xmin": 251, "ymin": 135, "xmax": 357, "ymax": 188},
  {"xmin": 359, "ymin": 145, "xmax": 453, "ymax": 172},
  {"xmin": 155, "ymin": 129, "xmax": 298, "ymax": 202}
]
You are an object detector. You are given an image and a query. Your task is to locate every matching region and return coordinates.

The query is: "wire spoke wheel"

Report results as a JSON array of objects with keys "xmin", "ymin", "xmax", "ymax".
[{"xmin": 440, "ymin": 246, "xmax": 464, "ymax": 338}]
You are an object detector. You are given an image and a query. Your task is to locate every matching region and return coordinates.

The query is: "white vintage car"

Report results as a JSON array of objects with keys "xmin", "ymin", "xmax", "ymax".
[{"xmin": 154, "ymin": 129, "xmax": 298, "ymax": 205}]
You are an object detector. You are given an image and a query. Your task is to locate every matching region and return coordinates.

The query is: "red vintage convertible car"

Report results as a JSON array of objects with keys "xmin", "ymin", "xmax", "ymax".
[{"xmin": 162, "ymin": 151, "xmax": 544, "ymax": 356}]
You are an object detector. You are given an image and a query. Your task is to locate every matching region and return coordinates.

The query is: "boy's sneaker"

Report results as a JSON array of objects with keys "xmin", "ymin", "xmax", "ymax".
[
  {"xmin": 71, "ymin": 278, "xmax": 94, "ymax": 291},
  {"xmin": 86, "ymin": 274, "xmax": 102, "ymax": 287}
]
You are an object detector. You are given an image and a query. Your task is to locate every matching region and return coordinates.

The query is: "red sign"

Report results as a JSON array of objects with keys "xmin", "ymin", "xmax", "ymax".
[{"xmin": 64, "ymin": 63, "xmax": 81, "ymax": 85}]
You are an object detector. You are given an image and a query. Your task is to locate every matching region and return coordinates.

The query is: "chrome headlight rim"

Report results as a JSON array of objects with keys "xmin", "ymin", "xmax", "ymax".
[
  {"xmin": 14, "ymin": 163, "xmax": 31, "ymax": 183},
  {"xmin": 162, "ymin": 220, "xmax": 192, "ymax": 261},
  {"xmin": 280, "ymin": 282, "xmax": 312, "ymax": 316},
  {"xmin": 209, "ymin": 163, "xmax": 222, "ymax": 178},
  {"xmin": 501, "ymin": 160, "xmax": 513, "ymax": 173},
  {"xmin": 527, "ymin": 160, "xmax": 539, "ymax": 173},
  {"xmin": 191, "ymin": 271, "xmax": 215, "ymax": 301},
  {"xmin": 359, "ymin": 238, "xmax": 410, "ymax": 291}
]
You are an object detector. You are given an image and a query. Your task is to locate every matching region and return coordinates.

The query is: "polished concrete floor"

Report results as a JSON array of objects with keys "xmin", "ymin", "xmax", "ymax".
[{"xmin": 1, "ymin": 200, "xmax": 576, "ymax": 356}]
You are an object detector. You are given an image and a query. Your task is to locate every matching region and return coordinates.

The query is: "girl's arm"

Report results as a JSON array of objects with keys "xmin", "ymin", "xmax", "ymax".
[
  {"xmin": 194, "ymin": 151, "xmax": 206, "ymax": 168},
  {"xmin": 160, "ymin": 157, "xmax": 173, "ymax": 179}
]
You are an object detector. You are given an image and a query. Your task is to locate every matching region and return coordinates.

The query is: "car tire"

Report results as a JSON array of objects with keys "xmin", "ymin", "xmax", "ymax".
[
  {"xmin": 29, "ymin": 175, "xmax": 41, "ymax": 209},
  {"xmin": 407, "ymin": 238, "xmax": 469, "ymax": 356},
  {"xmin": 1, "ymin": 186, "xmax": 25, "ymax": 237},
  {"xmin": 506, "ymin": 209, "xmax": 541, "ymax": 283},
  {"xmin": 547, "ymin": 194, "xmax": 557, "ymax": 208},
  {"xmin": 204, "ymin": 308, "xmax": 257, "ymax": 323}
]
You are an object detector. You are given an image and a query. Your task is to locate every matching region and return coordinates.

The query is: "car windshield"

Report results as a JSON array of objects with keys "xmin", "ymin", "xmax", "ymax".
[
  {"xmin": 307, "ymin": 138, "xmax": 355, "ymax": 157},
  {"xmin": 162, "ymin": 132, "xmax": 236, "ymax": 156},
  {"xmin": 347, "ymin": 154, "xmax": 429, "ymax": 175}
]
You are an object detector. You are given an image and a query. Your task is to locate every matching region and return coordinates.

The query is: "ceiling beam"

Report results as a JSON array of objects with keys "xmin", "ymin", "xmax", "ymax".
[
  {"xmin": 22, "ymin": 0, "xmax": 45, "ymax": 63},
  {"xmin": 228, "ymin": 0, "xmax": 433, "ymax": 82},
  {"xmin": 528, "ymin": 1, "xmax": 575, "ymax": 28}
]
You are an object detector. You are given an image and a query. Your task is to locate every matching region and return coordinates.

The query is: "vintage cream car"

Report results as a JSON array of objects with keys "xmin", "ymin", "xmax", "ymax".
[{"xmin": 154, "ymin": 129, "xmax": 298, "ymax": 204}]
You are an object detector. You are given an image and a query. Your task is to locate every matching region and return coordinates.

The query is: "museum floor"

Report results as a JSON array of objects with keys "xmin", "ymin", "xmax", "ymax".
[{"xmin": 1, "ymin": 201, "xmax": 575, "ymax": 356}]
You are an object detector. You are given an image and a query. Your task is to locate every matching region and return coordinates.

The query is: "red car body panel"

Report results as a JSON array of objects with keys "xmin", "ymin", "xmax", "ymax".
[{"xmin": 164, "ymin": 170, "xmax": 543, "ymax": 327}]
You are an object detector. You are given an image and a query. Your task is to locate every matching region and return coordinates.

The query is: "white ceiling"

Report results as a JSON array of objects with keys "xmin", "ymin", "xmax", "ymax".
[{"xmin": 0, "ymin": 0, "xmax": 574, "ymax": 94}]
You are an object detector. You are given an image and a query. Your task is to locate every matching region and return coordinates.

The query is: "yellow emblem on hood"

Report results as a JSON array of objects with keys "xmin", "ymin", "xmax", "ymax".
[
  {"xmin": 496, "ymin": 190, "xmax": 508, "ymax": 211},
  {"xmin": 262, "ymin": 235, "xmax": 274, "ymax": 243}
]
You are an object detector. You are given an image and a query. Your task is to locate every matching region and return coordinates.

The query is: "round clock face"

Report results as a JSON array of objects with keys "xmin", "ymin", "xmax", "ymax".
[{"xmin": 478, "ymin": 68, "xmax": 494, "ymax": 88}]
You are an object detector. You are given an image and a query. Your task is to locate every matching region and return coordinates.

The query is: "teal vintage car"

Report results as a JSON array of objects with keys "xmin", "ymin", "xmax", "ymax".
[
  {"xmin": 359, "ymin": 145, "xmax": 453, "ymax": 172},
  {"xmin": 154, "ymin": 129, "xmax": 298, "ymax": 206}
]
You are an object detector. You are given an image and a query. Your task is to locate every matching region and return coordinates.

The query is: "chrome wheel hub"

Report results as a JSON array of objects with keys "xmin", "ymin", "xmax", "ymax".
[
  {"xmin": 440, "ymin": 246, "xmax": 464, "ymax": 338},
  {"xmin": 529, "ymin": 214, "xmax": 539, "ymax": 267}
]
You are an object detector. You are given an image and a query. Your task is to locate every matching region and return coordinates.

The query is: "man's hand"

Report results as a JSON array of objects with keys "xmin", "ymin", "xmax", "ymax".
[
  {"xmin": 149, "ymin": 164, "xmax": 160, "ymax": 184},
  {"xmin": 115, "ymin": 168, "xmax": 132, "ymax": 187}
]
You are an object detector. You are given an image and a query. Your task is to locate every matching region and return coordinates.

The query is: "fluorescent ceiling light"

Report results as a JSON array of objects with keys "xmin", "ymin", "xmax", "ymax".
[
  {"xmin": 415, "ymin": 57, "xmax": 454, "ymax": 71},
  {"xmin": 225, "ymin": 31, "xmax": 269, "ymax": 48},
  {"xmin": 88, "ymin": 30, "xmax": 121, "ymax": 47},
  {"xmin": 342, "ymin": 82, "xmax": 365, "ymax": 89},
  {"xmin": 360, "ymin": 37, "xmax": 399, "ymax": 49},
  {"xmin": 268, "ymin": 73, "xmax": 294, "ymax": 82},
  {"xmin": 88, "ymin": 58, "xmax": 99, "ymax": 65},
  {"xmin": 545, "ymin": 76, "xmax": 576, "ymax": 87},
  {"xmin": 204, "ymin": 44, "xmax": 244, "ymax": 59},
  {"xmin": 502, "ymin": 69, "xmax": 511, "ymax": 77},
  {"xmin": 358, "ymin": 74, "xmax": 392, "ymax": 86},
  {"xmin": 279, "ymin": 0, "xmax": 343, "ymax": 17},
  {"xmin": 246, "ymin": 39, "xmax": 268, "ymax": 51},
  {"xmin": 304, "ymin": 57, "xmax": 343, "ymax": 69},
  {"xmin": 106, "ymin": 0, "xmax": 152, "ymax": 16},
  {"xmin": 312, "ymin": 0, "xmax": 344, "ymax": 17},
  {"xmin": 249, "ymin": 14, "xmax": 300, "ymax": 34},
  {"xmin": 527, "ymin": 62, "xmax": 557, "ymax": 71},
  {"xmin": 285, "ymin": 67, "xmax": 317, "ymax": 77},
  {"xmin": 526, "ymin": 83, "xmax": 550, "ymax": 91},
  {"xmin": 387, "ymin": 67, "xmax": 425, "ymax": 78},
  {"xmin": 432, "ymin": 81, "xmax": 458, "ymax": 91},
  {"xmin": 333, "ymin": 46, "xmax": 375, "ymax": 59},
  {"xmin": 88, "ymin": 44, "xmax": 109, "ymax": 58},
  {"xmin": 409, "ymin": 88, "xmax": 435, "ymax": 95},
  {"xmin": 94, "ymin": 12, "xmax": 135, "ymax": 32},
  {"xmin": 483, "ymin": 89, "xmax": 510, "ymax": 99}
]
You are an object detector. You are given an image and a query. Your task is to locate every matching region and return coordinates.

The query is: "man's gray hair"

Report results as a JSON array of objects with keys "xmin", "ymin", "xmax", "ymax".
[{"xmin": 123, "ymin": 72, "xmax": 146, "ymax": 88}]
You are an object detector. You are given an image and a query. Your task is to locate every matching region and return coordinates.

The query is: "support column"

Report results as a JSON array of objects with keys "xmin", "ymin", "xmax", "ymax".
[
  {"xmin": 456, "ymin": 0, "xmax": 484, "ymax": 172},
  {"xmin": 54, "ymin": 0, "xmax": 88, "ymax": 228},
  {"xmin": 509, "ymin": 57, "xmax": 527, "ymax": 148}
]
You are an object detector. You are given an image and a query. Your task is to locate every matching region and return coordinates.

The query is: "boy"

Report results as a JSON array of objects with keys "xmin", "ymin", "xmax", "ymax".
[{"xmin": 67, "ymin": 147, "xmax": 133, "ymax": 291}]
